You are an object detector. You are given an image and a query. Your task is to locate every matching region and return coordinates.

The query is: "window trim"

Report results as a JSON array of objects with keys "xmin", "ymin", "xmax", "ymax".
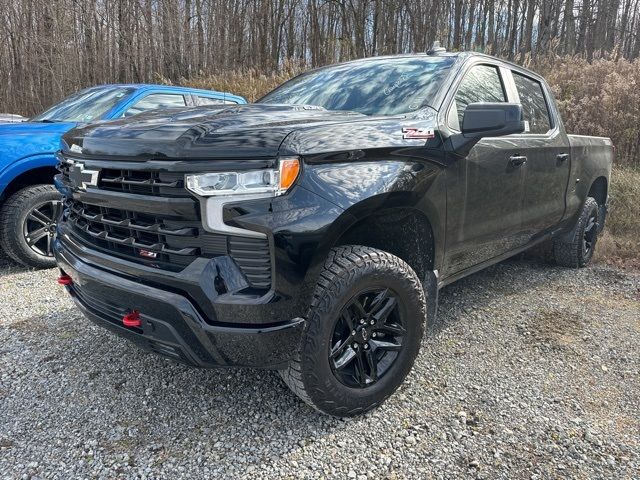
[
  {"xmin": 443, "ymin": 61, "xmax": 509, "ymax": 134},
  {"xmin": 503, "ymin": 64, "xmax": 562, "ymax": 139},
  {"xmin": 121, "ymin": 92, "xmax": 188, "ymax": 118},
  {"xmin": 509, "ymin": 70, "xmax": 555, "ymax": 136},
  {"xmin": 438, "ymin": 57, "xmax": 563, "ymax": 140},
  {"xmin": 195, "ymin": 94, "xmax": 239, "ymax": 106}
]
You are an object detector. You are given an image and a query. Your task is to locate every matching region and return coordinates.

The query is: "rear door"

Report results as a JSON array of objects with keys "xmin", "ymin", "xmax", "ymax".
[{"xmin": 506, "ymin": 70, "xmax": 571, "ymax": 237}]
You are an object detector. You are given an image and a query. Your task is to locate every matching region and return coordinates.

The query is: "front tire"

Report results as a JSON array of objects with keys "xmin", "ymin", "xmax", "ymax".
[
  {"xmin": 0, "ymin": 185, "xmax": 61, "ymax": 269},
  {"xmin": 553, "ymin": 197, "xmax": 599, "ymax": 268},
  {"xmin": 279, "ymin": 245, "xmax": 427, "ymax": 417}
]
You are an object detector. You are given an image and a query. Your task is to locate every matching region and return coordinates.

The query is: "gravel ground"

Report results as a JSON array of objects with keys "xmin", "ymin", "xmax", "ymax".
[{"xmin": 0, "ymin": 250, "xmax": 638, "ymax": 479}]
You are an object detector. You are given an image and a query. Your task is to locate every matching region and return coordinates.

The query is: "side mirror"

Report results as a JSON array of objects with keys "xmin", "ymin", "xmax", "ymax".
[{"xmin": 448, "ymin": 103, "xmax": 524, "ymax": 157}]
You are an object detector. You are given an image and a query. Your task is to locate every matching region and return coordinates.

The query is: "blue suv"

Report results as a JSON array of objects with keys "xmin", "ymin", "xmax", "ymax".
[{"xmin": 0, "ymin": 84, "xmax": 246, "ymax": 268}]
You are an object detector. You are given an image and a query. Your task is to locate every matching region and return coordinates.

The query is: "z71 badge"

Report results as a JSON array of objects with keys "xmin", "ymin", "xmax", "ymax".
[{"xmin": 402, "ymin": 127, "xmax": 435, "ymax": 140}]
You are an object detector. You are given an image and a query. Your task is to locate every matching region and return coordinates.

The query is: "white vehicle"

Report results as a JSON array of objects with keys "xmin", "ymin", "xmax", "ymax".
[{"xmin": 0, "ymin": 114, "xmax": 27, "ymax": 123}]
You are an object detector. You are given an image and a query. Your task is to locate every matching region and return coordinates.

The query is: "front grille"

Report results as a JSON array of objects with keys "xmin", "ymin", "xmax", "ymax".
[
  {"xmin": 64, "ymin": 198, "xmax": 208, "ymax": 270},
  {"xmin": 58, "ymin": 157, "xmax": 272, "ymax": 291},
  {"xmin": 58, "ymin": 161, "xmax": 189, "ymax": 197},
  {"xmin": 100, "ymin": 169, "xmax": 187, "ymax": 197}
]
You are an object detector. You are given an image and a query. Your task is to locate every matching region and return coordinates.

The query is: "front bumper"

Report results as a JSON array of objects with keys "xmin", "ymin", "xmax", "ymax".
[{"xmin": 55, "ymin": 239, "xmax": 305, "ymax": 369}]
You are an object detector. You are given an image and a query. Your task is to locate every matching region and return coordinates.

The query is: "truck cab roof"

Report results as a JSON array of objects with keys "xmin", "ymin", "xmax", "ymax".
[{"xmin": 321, "ymin": 50, "xmax": 545, "ymax": 83}]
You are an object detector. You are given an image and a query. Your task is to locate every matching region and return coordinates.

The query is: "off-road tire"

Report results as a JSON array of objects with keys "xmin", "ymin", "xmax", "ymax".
[
  {"xmin": 553, "ymin": 197, "xmax": 599, "ymax": 268},
  {"xmin": 279, "ymin": 245, "xmax": 427, "ymax": 417},
  {"xmin": 0, "ymin": 184, "xmax": 60, "ymax": 269}
]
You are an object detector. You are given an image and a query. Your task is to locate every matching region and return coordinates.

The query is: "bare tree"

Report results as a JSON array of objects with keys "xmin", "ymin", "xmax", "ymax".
[{"xmin": 1, "ymin": 0, "xmax": 639, "ymax": 116}]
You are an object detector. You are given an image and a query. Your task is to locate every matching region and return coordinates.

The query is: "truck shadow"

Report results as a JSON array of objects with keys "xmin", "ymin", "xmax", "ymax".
[{"xmin": 430, "ymin": 254, "xmax": 557, "ymax": 336}]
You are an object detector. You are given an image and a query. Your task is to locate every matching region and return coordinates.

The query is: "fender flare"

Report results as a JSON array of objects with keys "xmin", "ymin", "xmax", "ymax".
[
  {"xmin": 299, "ymin": 191, "xmax": 443, "ymax": 306},
  {"xmin": 559, "ymin": 177, "xmax": 608, "ymax": 243}
]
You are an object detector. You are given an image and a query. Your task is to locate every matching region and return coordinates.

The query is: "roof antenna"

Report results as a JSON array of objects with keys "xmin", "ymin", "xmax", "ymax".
[{"xmin": 427, "ymin": 41, "xmax": 446, "ymax": 54}]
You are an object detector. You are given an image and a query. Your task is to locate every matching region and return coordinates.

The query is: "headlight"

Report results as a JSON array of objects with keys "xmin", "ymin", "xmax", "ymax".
[{"xmin": 185, "ymin": 157, "xmax": 300, "ymax": 197}]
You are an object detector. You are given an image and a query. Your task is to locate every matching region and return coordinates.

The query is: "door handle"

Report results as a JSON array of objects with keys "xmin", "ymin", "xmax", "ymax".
[
  {"xmin": 557, "ymin": 153, "xmax": 570, "ymax": 162},
  {"xmin": 509, "ymin": 155, "xmax": 527, "ymax": 167}
]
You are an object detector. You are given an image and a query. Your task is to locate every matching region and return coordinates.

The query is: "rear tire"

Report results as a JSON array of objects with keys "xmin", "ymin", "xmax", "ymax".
[
  {"xmin": 0, "ymin": 184, "xmax": 61, "ymax": 269},
  {"xmin": 279, "ymin": 245, "xmax": 427, "ymax": 417},
  {"xmin": 553, "ymin": 197, "xmax": 599, "ymax": 268}
]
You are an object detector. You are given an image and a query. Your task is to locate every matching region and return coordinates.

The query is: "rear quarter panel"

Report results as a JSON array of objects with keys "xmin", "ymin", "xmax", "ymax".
[{"xmin": 565, "ymin": 134, "xmax": 613, "ymax": 220}]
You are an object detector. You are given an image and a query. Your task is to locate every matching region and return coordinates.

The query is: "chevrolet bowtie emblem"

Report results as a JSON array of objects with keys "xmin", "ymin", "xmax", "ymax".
[{"xmin": 69, "ymin": 163, "xmax": 99, "ymax": 190}]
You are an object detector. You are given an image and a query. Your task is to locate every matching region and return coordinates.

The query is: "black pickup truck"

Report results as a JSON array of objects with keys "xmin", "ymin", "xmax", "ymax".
[{"xmin": 54, "ymin": 50, "xmax": 612, "ymax": 416}]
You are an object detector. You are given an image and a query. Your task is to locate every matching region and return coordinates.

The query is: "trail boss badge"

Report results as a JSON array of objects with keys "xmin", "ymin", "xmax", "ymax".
[{"xmin": 402, "ymin": 127, "xmax": 435, "ymax": 139}]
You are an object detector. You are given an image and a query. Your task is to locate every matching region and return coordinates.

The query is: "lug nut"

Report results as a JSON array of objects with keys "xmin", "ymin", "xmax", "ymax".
[
  {"xmin": 353, "ymin": 344, "xmax": 359, "ymax": 349},
  {"xmin": 364, "ymin": 344, "xmax": 369, "ymax": 349},
  {"xmin": 351, "ymin": 330, "xmax": 356, "ymax": 336},
  {"xmin": 370, "ymin": 319, "xmax": 375, "ymax": 325},
  {"xmin": 360, "ymin": 319, "xmax": 365, "ymax": 324},
  {"xmin": 372, "ymin": 332, "xmax": 377, "ymax": 338}
]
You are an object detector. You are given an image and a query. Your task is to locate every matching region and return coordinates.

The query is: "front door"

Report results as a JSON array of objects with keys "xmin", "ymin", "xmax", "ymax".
[{"xmin": 442, "ymin": 63, "xmax": 528, "ymax": 276}]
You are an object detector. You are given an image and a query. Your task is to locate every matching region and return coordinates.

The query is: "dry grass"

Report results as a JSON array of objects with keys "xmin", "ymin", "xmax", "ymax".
[
  {"xmin": 162, "ymin": 61, "xmax": 303, "ymax": 103},
  {"xmin": 527, "ymin": 56, "xmax": 640, "ymax": 170},
  {"xmin": 595, "ymin": 167, "xmax": 640, "ymax": 267},
  {"xmin": 607, "ymin": 168, "xmax": 640, "ymax": 238}
]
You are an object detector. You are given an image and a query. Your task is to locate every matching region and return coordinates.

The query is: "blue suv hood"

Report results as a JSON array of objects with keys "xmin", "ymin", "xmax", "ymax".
[
  {"xmin": 0, "ymin": 122, "xmax": 76, "ymax": 166},
  {"xmin": 0, "ymin": 121, "xmax": 76, "ymax": 136}
]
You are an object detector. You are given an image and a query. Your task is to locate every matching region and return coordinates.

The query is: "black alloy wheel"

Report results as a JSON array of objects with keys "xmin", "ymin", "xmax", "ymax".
[
  {"xmin": 553, "ymin": 196, "xmax": 599, "ymax": 268},
  {"xmin": 329, "ymin": 288, "xmax": 405, "ymax": 388},
  {"xmin": 279, "ymin": 245, "xmax": 427, "ymax": 417}
]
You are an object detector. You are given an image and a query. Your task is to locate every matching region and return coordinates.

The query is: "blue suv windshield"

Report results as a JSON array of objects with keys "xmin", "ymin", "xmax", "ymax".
[
  {"xmin": 31, "ymin": 86, "xmax": 135, "ymax": 123},
  {"xmin": 258, "ymin": 56, "xmax": 456, "ymax": 116}
]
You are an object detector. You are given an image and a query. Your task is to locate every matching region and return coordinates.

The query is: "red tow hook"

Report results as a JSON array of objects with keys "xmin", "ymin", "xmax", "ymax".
[
  {"xmin": 57, "ymin": 274, "xmax": 73, "ymax": 286},
  {"xmin": 123, "ymin": 310, "xmax": 142, "ymax": 328}
]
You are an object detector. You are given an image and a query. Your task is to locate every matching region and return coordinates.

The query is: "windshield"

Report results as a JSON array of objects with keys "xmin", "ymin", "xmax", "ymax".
[
  {"xmin": 258, "ymin": 56, "xmax": 455, "ymax": 116},
  {"xmin": 31, "ymin": 86, "xmax": 134, "ymax": 123}
]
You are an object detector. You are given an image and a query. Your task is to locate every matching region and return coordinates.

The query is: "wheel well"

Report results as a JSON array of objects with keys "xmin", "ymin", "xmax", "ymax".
[
  {"xmin": 1, "ymin": 167, "xmax": 58, "ymax": 204},
  {"xmin": 588, "ymin": 176, "xmax": 608, "ymax": 206},
  {"xmin": 334, "ymin": 208, "xmax": 434, "ymax": 280}
]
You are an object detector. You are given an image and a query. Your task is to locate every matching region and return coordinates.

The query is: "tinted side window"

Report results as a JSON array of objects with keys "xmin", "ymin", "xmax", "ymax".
[
  {"xmin": 124, "ymin": 93, "xmax": 186, "ymax": 117},
  {"xmin": 198, "ymin": 96, "xmax": 238, "ymax": 106},
  {"xmin": 449, "ymin": 65, "xmax": 506, "ymax": 130},
  {"xmin": 512, "ymin": 73, "xmax": 551, "ymax": 134}
]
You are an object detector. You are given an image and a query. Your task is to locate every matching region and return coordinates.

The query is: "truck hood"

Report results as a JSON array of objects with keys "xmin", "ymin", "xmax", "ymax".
[{"xmin": 61, "ymin": 104, "xmax": 372, "ymax": 159}]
